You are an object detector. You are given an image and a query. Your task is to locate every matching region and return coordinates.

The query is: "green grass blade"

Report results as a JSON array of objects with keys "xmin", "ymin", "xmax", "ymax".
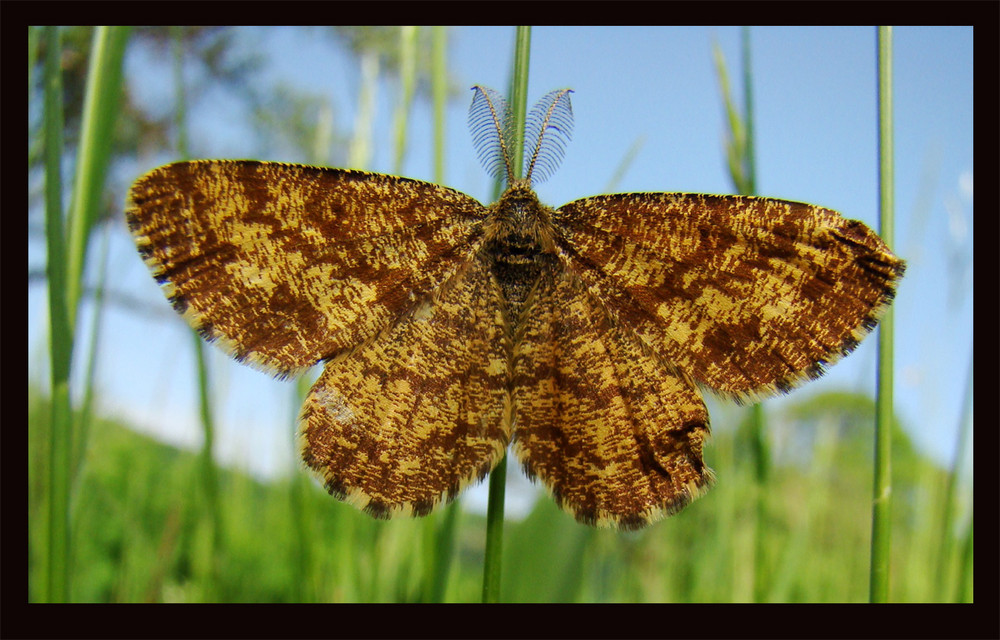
[
  {"xmin": 740, "ymin": 26, "xmax": 757, "ymax": 195},
  {"xmin": 348, "ymin": 50, "xmax": 378, "ymax": 169},
  {"xmin": 424, "ymin": 24, "xmax": 459, "ymax": 604},
  {"xmin": 392, "ymin": 25, "xmax": 417, "ymax": 175},
  {"xmin": 935, "ymin": 345, "xmax": 972, "ymax": 600},
  {"xmin": 482, "ymin": 25, "xmax": 532, "ymax": 604},
  {"xmin": 431, "ymin": 26, "xmax": 447, "ymax": 184},
  {"xmin": 713, "ymin": 27, "xmax": 770, "ymax": 601},
  {"xmin": 482, "ymin": 454, "xmax": 508, "ymax": 602},
  {"xmin": 870, "ymin": 25, "xmax": 895, "ymax": 603},
  {"xmin": 602, "ymin": 135, "xmax": 644, "ymax": 193},
  {"xmin": 735, "ymin": 28, "xmax": 771, "ymax": 603},
  {"xmin": 66, "ymin": 26, "xmax": 130, "ymax": 330},
  {"xmin": 42, "ymin": 25, "xmax": 72, "ymax": 603},
  {"xmin": 956, "ymin": 515, "xmax": 973, "ymax": 602},
  {"xmin": 508, "ymin": 28, "xmax": 532, "ymax": 182},
  {"xmin": 29, "ymin": 26, "xmax": 42, "ymax": 164},
  {"xmin": 72, "ymin": 225, "xmax": 112, "ymax": 492},
  {"xmin": 170, "ymin": 26, "xmax": 224, "ymax": 598},
  {"xmin": 71, "ymin": 27, "xmax": 129, "ymax": 524},
  {"xmin": 171, "ymin": 27, "xmax": 190, "ymax": 159}
]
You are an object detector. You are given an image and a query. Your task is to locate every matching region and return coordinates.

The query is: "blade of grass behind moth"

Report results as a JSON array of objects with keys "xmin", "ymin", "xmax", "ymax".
[
  {"xmin": 348, "ymin": 49, "xmax": 378, "ymax": 169},
  {"xmin": 171, "ymin": 26, "xmax": 223, "ymax": 599},
  {"xmin": 43, "ymin": 24, "xmax": 72, "ymax": 603},
  {"xmin": 482, "ymin": 24, "xmax": 531, "ymax": 605},
  {"xmin": 870, "ymin": 25, "xmax": 895, "ymax": 604},
  {"xmin": 601, "ymin": 135, "xmax": 645, "ymax": 194},
  {"xmin": 424, "ymin": 24, "xmax": 460, "ymax": 604},
  {"xmin": 392, "ymin": 26, "xmax": 417, "ymax": 175},
  {"xmin": 286, "ymin": 68, "xmax": 342, "ymax": 604},
  {"xmin": 714, "ymin": 27, "xmax": 771, "ymax": 602},
  {"xmin": 341, "ymin": 50, "xmax": 386, "ymax": 601},
  {"xmin": 70, "ymin": 27, "xmax": 130, "ymax": 509},
  {"xmin": 935, "ymin": 344, "xmax": 972, "ymax": 601},
  {"xmin": 292, "ymin": 374, "xmax": 322, "ymax": 601},
  {"xmin": 390, "ymin": 23, "xmax": 442, "ymax": 602},
  {"xmin": 66, "ymin": 26, "xmax": 129, "ymax": 330},
  {"xmin": 72, "ymin": 224, "xmax": 111, "ymax": 496},
  {"xmin": 956, "ymin": 514, "xmax": 972, "ymax": 602},
  {"xmin": 738, "ymin": 26, "xmax": 777, "ymax": 604},
  {"xmin": 29, "ymin": 26, "xmax": 42, "ymax": 165}
]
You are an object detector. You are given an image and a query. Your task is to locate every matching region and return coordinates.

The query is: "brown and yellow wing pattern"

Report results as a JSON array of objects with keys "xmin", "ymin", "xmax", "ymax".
[
  {"xmin": 127, "ymin": 156, "xmax": 904, "ymax": 529},
  {"xmin": 126, "ymin": 160, "xmax": 487, "ymax": 378},
  {"xmin": 552, "ymin": 193, "xmax": 905, "ymax": 402},
  {"xmin": 511, "ymin": 266, "xmax": 713, "ymax": 530},
  {"xmin": 298, "ymin": 255, "xmax": 512, "ymax": 518}
]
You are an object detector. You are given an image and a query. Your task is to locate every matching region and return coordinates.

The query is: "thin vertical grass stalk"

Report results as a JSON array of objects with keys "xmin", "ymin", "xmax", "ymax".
[
  {"xmin": 956, "ymin": 515, "xmax": 972, "ymax": 602},
  {"xmin": 172, "ymin": 27, "xmax": 223, "ymax": 598},
  {"xmin": 737, "ymin": 27, "xmax": 772, "ymax": 603},
  {"xmin": 348, "ymin": 51, "xmax": 379, "ymax": 169},
  {"xmin": 287, "ymin": 75, "xmax": 340, "ymax": 606},
  {"xmin": 714, "ymin": 28, "xmax": 771, "ymax": 601},
  {"xmin": 64, "ymin": 25, "xmax": 130, "ymax": 534},
  {"xmin": 869, "ymin": 25, "xmax": 895, "ymax": 604},
  {"xmin": 343, "ymin": 47, "xmax": 384, "ymax": 601},
  {"xmin": 740, "ymin": 26, "xmax": 757, "ymax": 196},
  {"xmin": 602, "ymin": 136, "xmax": 644, "ymax": 193},
  {"xmin": 431, "ymin": 26, "xmax": 447, "ymax": 184},
  {"xmin": 482, "ymin": 24, "xmax": 532, "ymax": 604},
  {"xmin": 43, "ymin": 24, "xmax": 72, "ymax": 604},
  {"xmin": 934, "ymin": 345, "xmax": 972, "ymax": 600},
  {"xmin": 29, "ymin": 27, "xmax": 42, "ymax": 164},
  {"xmin": 425, "ymin": 24, "xmax": 459, "ymax": 604},
  {"xmin": 72, "ymin": 224, "xmax": 112, "ymax": 491},
  {"xmin": 389, "ymin": 25, "xmax": 437, "ymax": 602},
  {"xmin": 392, "ymin": 26, "xmax": 418, "ymax": 175},
  {"xmin": 66, "ymin": 26, "xmax": 130, "ymax": 331}
]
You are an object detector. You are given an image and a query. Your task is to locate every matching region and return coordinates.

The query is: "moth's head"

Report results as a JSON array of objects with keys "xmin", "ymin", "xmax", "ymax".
[{"xmin": 469, "ymin": 85, "xmax": 575, "ymax": 189}]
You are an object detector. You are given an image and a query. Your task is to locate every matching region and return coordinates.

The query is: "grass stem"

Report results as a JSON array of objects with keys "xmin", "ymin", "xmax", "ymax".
[
  {"xmin": 66, "ymin": 26, "xmax": 130, "ymax": 331},
  {"xmin": 43, "ymin": 25, "xmax": 72, "ymax": 603},
  {"xmin": 424, "ymin": 25, "xmax": 459, "ymax": 603},
  {"xmin": 482, "ymin": 25, "xmax": 532, "ymax": 603},
  {"xmin": 869, "ymin": 24, "xmax": 895, "ymax": 603}
]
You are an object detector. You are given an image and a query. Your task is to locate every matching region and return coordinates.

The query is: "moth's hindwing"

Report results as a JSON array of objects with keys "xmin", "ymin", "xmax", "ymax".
[
  {"xmin": 298, "ymin": 255, "xmax": 513, "ymax": 518},
  {"xmin": 512, "ymin": 265, "xmax": 714, "ymax": 530}
]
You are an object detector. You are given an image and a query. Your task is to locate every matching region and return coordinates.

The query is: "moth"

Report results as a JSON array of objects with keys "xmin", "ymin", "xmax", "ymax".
[{"xmin": 126, "ymin": 86, "xmax": 904, "ymax": 529}]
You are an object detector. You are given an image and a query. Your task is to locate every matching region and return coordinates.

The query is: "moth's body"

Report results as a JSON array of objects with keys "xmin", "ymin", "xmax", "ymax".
[
  {"xmin": 126, "ymin": 86, "xmax": 904, "ymax": 529},
  {"xmin": 482, "ymin": 180, "xmax": 559, "ymax": 328}
]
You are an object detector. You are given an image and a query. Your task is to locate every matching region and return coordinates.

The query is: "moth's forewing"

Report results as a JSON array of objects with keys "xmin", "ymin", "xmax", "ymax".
[
  {"xmin": 552, "ymin": 193, "xmax": 905, "ymax": 402},
  {"xmin": 126, "ymin": 160, "xmax": 487, "ymax": 378}
]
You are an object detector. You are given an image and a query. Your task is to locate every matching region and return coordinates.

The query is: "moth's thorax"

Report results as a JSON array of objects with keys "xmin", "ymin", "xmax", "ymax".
[{"xmin": 483, "ymin": 180, "xmax": 558, "ymax": 325}]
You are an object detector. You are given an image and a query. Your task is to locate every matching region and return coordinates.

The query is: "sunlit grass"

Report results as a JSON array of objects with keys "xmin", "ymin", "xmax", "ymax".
[
  {"xmin": 871, "ymin": 24, "xmax": 896, "ymax": 603},
  {"xmin": 28, "ymin": 377, "xmax": 964, "ymax": 603}
]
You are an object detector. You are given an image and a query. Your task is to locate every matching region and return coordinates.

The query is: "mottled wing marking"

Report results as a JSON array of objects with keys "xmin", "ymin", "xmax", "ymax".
[
  {"xmin": 553, "ymin": 193, "xmax": 906, "ymax": 401},
  {"xmin": 298, "ymin": 255, "xmax": 512, "ymax": 518},
  {"xmin": 512, "ymin": 266, "xmax": 714, "ymax": 530},
  {"xmin": 126, "ymin": 160, "xmax": 486, "ymax": 377}
]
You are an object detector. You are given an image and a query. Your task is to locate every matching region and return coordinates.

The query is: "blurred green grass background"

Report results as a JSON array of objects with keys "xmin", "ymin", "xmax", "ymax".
[{"xmin": 28, "ymin": 384, "xmax": 970, "ymax": 602}]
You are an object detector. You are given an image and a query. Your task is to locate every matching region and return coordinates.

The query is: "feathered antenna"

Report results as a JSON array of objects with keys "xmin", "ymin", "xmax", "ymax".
[
  {"xmin": 522, "ymin": 88, "xmax": 574, "ymax": 184},
  {"xmin": 468, "ymin": 86, "xmax": 515, "ymax": 185}
]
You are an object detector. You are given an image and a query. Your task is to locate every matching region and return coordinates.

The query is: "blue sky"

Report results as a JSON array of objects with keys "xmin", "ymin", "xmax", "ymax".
[{"xmin": 29, "ymin": 26, "xmax": 973, "ymax": 516}]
